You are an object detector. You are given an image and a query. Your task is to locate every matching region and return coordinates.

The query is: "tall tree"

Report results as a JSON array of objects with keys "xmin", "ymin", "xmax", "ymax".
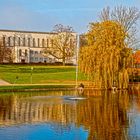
[
  {"xmin": 79, "ymin": 6, "xmax": 140, "ymax": 89},
  {"xmin": 79, "ymin": 21, "xmax": 132, "ymax": 89},
  {"xmin": 44, "ymin": 24, "xmax": 76, "ymax": 65}
]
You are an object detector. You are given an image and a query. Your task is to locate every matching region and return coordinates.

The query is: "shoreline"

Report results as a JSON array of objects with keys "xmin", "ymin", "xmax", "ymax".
[
  {"xmin": 0, "ymin": 85, "xmax": 76, "ymax": 92},
  {"xmin": 0, "ymin": 84, "xmax": 139, "ymax": 92}
]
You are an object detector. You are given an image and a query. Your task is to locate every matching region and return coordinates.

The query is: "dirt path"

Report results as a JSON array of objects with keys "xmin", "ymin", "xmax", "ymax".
[{"xmin": 0, "ymin": 79, "xmax": 11, "ymax": 85}]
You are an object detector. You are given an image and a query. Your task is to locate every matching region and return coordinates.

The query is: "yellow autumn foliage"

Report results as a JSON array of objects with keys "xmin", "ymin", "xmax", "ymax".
[{"xmin": 79, "ymin": 21, "xmax": 132, "ymax": 89}]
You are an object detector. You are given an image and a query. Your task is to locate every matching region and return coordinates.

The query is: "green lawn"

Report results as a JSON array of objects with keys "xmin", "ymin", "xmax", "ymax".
[{"xmin": 0, "ymin": 64, "xmax": 87, "ymax": 84}]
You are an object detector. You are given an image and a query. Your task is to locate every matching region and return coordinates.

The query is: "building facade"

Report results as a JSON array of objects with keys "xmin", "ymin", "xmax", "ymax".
[{"xmin": 0, "ymin": 29, "xmax": 76, "ymax": 64}]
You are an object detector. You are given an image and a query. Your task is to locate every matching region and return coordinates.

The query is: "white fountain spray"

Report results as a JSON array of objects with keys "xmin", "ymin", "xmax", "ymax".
[{"xmin": 76, "ymin": 34, "xmax": 79, "ymax": 88}]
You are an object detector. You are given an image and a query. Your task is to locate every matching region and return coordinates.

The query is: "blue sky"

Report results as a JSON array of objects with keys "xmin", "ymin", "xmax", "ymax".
[{"xmin": 0, "ymin": 0, "xmax": 140, "ymax": 33}]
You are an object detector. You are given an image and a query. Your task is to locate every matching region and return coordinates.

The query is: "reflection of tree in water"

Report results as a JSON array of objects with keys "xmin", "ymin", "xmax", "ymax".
[
  {"xmin": 78, "ymin": 90, "xmax": 132, "ymax": 140},
  {"xmin": 0, "ymin": 90, "xmax": 136, "ymax": 139}
]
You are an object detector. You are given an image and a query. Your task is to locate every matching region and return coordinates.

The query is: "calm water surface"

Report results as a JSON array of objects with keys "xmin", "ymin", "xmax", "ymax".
[{"xmin": 0, "ymin": 90, "xmax": 140, "ymax": 140}]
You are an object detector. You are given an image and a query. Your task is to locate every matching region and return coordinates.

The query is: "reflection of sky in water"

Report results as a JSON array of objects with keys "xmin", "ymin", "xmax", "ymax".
[
  {"xmin": 0, "ymin": 123, "xmax": 88, "ymax": 140},
  {"xmin": 128, "ymin": 103, "xmax": 140, "ymax": 139},
  {"xmin": 1, "ymin": 90, "xmax": 140, "ymax": 140}
]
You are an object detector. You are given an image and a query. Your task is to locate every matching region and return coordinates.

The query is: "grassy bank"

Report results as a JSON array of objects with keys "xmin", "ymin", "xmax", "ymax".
[
  {"xmin": 0, "ymin": 84, "xmax": 76, "ymax": 92},
  {"xmin": 0, "ymin": 64, "xmax": 87, "ymax": 84}
]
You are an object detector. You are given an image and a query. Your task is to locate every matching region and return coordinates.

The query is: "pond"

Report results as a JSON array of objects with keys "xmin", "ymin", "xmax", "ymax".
[{"xmin": 0, "ymin": 89, "xmax": 140, "ymax": 140}]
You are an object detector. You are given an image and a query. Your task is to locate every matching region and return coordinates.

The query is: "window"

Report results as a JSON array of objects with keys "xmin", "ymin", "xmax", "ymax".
[
  {"xmin": 35, "ymin": 51, "xmax": 38, "ymax": 54},
  {"xmin": 23, "ymin": 38, "xmax": 25, "ymax": 46},
  {"xmin": 30, "ymin": 50, "xmax": 33, "ymax": 54},
  {"xmin": 38, "ymin": 38, "xmax": 40, "ymax": 47},
  {"xmin": 33, "ymin": 38, "xmax": 35, "ymax": 47},
  {"xmin": 25, "ymin": 49, "xmax": 28, "ymax": 56},
  {"xmin": 13, "ymin": 37, "xmax": 15, "ymax": 46},
  {"xmin": 28, "ymin": 38, "xmax": 30, "ymax": 46},
  {"xmin": 18, "ymin": 37, "xmax": 20, "ymax": 46},
  {"xmin": 8, "ymin": 37, "xmax": 10, "ymax": 46},
  {"xmin": 47, "ymin": 39, "xmax": 49, "ymax": 47},
  {"xmin": 42, "ymin": 39, "xmax": 45, "ymax": 47},
  {"xmin": 3, "ymin": 36, "xmax": 5, "ymax": 46},
  {"xmin": 19, "ymin": 49, "xmax": 22, "ymax": 57}
]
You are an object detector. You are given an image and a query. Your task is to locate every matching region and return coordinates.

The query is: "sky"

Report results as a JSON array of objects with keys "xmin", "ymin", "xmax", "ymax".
[{"xmin": 0, "ymin": 0, "xmax": 140, "ymax": 33}]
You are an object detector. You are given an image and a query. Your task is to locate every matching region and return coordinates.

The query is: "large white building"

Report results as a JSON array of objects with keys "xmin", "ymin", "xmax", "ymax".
[{"xmin": 0, "ymin": 29, "xmax": 76, "ymax": 64}]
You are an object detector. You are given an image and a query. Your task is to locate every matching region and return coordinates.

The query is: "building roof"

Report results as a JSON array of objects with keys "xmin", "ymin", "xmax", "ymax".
[{"xmin": 0, "ymin": 29, "xmax": 57, "ymax": 35}]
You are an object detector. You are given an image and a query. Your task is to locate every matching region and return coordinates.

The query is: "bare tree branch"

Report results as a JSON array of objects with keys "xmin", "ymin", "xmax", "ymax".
[
  {"xmin": 100, "ymin": 6, "xmax": 140, "ymax": 48},
  {"xmin": 0, "ymin": 41, "xmax": 13, "ymax": 63},
  {"xmin": 43, "ymin": 24, "xmax": 76, "ymax": 65}
]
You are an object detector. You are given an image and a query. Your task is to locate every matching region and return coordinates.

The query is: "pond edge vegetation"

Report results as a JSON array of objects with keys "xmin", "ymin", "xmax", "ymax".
[{"xmin": 0, "ymin": 84, "xmax": 139, "ymax": 92}]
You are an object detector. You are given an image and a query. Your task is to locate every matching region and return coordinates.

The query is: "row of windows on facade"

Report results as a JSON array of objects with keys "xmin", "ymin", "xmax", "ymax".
[
  {"xmin": 2, "ymin": 36, "xmax": 54, "ymax": 47},
  {"xmin": 19, "ymin": 49, "xmax": 43, "ymax": 57},
  {"xmin": 30, "ymin": 57, "xmax": 54, "ymax": 61}
]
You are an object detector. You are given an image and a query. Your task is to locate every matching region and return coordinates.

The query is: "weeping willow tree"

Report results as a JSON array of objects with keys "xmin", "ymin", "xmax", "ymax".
[{"xmin": 79, "ymin": 21, "xmax": 132, "ymax": 89}]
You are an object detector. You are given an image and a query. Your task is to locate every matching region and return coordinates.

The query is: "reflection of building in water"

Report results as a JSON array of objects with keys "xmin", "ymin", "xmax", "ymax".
[
  {"xmin": 0, "ymin": 91, "xmax": 78, "ymax": 126},
  {"xmin": 0, "ymin": 90, "xmax": 134, "ymax": 140}
]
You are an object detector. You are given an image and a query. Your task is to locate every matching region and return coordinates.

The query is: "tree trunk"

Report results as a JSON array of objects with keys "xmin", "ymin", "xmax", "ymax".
[
  {"xmin": 62, "ymin": 57, "xmax": 65, "ymax": 66},
  {"xmin": 62, "ymin": 47, "xmax": 66, "ymax": 66}
]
